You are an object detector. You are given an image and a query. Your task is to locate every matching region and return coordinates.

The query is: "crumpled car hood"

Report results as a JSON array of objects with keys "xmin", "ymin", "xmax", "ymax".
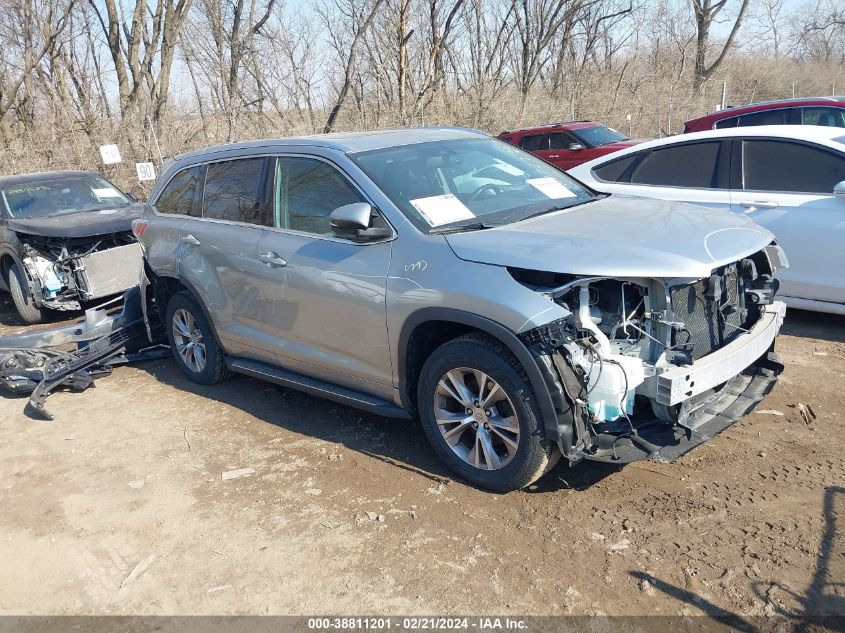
[
  {"xmin": 8, "ymin": 204, "xmax": 143, "ymax": 239},
  {"xmin": 444, "ymin": 195, "xmax": 775, "ymax": 279}
]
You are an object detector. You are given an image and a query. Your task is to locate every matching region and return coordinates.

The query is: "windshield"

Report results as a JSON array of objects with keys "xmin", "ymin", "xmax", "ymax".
[
  {"xmin": 1, "ymin": 175, "xmax": 131, "ymax": 219},
  {"xmin": 350, "ymin": 138, "xmax": 594, "ymax": 232},
  {"xmin": 571, "ymin": 125, "xmax": 629, "ymax": 148}
]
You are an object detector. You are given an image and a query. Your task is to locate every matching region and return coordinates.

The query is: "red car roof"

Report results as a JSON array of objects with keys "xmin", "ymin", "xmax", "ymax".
[
  {"xmin": 684, "ymin": 96, "xmax": 845, "ymax": 131},
  {"xmin": 499, "ymin": 121, "xmax": 602, "ymax": 136}
]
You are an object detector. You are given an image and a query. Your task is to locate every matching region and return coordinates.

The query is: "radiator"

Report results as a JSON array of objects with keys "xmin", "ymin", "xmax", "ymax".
[{"xmin": 79, "ymin": 243, "xmax": 143, "ymax": 300}]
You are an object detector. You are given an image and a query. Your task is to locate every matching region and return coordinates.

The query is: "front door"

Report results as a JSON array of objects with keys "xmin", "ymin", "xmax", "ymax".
[
  {"xmin": 729, "ymin": 138, "xmax": 845, "ymax": 304},
  {"xmin": 249, "ymin": 156, "xmax": 393, "ymax": 394}
]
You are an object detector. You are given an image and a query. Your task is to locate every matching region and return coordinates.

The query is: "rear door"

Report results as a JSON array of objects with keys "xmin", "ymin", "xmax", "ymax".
[
  {"xmin": 729, "ymin": 138, "xmax": 845, "ymax": 304},
  {"xmin": 250, "ymin": 155, "xmax": 394, "ymax": 394},
  {"xmin": 147, "ymin": 165, "xmax": 202, "ymax": 275},
  {"xmin": 176, "ymin": 156, "xmax": 278, "ymax": 362}
]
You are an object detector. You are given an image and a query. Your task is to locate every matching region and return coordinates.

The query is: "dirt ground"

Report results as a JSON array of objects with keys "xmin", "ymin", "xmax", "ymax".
[{"xmin": 0, "ymin": 293, "xmax": 842, "ymax": 621}]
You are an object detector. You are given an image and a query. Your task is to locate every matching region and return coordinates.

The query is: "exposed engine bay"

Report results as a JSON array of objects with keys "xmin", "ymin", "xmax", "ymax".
[
  {"xmin": 15, "ymin": 231, "xmax": 142, "ymax": 311},
  {"xmin": 516, "ymin": 243, "xmax": 788, "ymax": 464}
]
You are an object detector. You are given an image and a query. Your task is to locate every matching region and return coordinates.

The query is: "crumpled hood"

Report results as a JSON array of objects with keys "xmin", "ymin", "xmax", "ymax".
[
  {"xmin": 444, "ymin": 195, "xmax": 775, "ymax": 279},
  {"xmin": 8, "ymin": 204, "xmax": 143, "ymax": 239}
]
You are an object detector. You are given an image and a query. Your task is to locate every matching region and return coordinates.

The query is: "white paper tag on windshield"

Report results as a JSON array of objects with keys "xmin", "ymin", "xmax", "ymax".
[
  {"xmin": 527, "ymin": 177, "xmax": 577, "ymax": 199},
  {"xmin": 410, "ymin": 194, "xmax": 475, "ymax": 227},
  {"xmin": 92, "ymin": 187, "xmax": 123, "ymax": 198}
]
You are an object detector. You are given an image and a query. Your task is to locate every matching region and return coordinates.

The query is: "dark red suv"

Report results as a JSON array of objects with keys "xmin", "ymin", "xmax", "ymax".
[
  {"xmin": 683, "ymin": 96, "xmax": 845, "ymax": 133},
  {"xmin": 498, "ymin": 121, "xmax": 645, "ymax": 170}
]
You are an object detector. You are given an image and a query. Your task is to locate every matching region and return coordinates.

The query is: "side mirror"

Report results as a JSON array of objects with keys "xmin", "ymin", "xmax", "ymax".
[
  {"xmin": 834, "ymin": 181, "xmax": 845, "ymax": 200},
  {"xmin": 567, "ymin": 143, "xmax": 585, "ymax": 151},
  {"xmin": 330, "ymin": 202, "xmax": 392, "ymax": 240}
]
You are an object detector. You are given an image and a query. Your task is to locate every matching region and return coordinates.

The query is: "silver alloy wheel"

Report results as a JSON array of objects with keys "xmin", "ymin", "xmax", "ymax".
[
  {"xmin": 433, "ymin": 367, "xmax": 520, "ymax": 470},
  {"xmin": 172, "ymin": 308, "xmax": 207, "ymax": 373}
]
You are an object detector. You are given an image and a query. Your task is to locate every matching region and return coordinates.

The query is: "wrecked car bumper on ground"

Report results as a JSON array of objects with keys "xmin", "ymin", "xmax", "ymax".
[{"xmin": 0, "ymin": 287, "xmax": 168, "ymax": 419}]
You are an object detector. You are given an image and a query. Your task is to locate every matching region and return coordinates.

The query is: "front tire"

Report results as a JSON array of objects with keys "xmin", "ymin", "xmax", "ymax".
[
  {"xmin": 417, "ymin": 333, "xmax": 560, "ymax": 492},
  {"xmin": 165, "ymin": 291, "xmax": 230, "ymax": 384},
  {"xmin": 8, "ymin": 263, "xmax": 45, "ymax": 324}
]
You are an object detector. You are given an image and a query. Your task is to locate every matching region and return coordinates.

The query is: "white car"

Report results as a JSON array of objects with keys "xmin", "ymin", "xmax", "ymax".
[{"xmin": 569, "ymin": 125, "xmax": 845, "ymax": 315}]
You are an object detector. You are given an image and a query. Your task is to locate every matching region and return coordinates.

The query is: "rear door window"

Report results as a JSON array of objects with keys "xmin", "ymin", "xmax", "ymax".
[
  {"xmin": 715, "ymin": 116, "xmax": 739, "ymax": 129},
  {"xmin": 202, "ymin": 157, "xmax": 270, "ymax": 225},
  {"xmin": 520, "ymin": 135, "xmax": 547, "ymax": 151},
  {"xmin": 736, "ymin": 108, "xmax": 799, "ymax": 127},
  {"xmin": 802, "ymin": 107, "xmax": 845, "ymax": 128},
  {"xmin": 275, "ymin": 157, "xmax": 366, "ymax": 235},
  {"xmin": 154, "ymin": 167, "xmax": 201, "ymax": 216},
  {"xmin": 629, "ymin": 142, "xmax": 721, "ymax": 188},
  {"xmin": 742, "ymin": 140, "xmax": 845, "ymax": 193}
]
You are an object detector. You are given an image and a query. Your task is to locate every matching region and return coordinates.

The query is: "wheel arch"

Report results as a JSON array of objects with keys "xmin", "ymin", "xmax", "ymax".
[
  {"xmin": 397, "ymin": 308, "xmax": 560, "ymax": 441},
  {"xmin": 145, "ymin": 266, "xmax": 227, "ymax": 351}
]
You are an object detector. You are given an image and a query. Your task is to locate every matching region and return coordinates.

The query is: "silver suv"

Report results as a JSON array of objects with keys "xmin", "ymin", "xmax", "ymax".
[{"xmin": 136, "ymin": 127, "xmax": 787, "ymax": 491}]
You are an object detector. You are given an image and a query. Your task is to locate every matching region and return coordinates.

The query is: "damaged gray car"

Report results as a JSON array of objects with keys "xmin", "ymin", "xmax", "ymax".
[
  {"xmin": 130, "ymin": 128, "xmax": 787, "ymax": 492},
  {"xmin": 0, "ymin": 170, "xmax": 144, "ymax": 323}
]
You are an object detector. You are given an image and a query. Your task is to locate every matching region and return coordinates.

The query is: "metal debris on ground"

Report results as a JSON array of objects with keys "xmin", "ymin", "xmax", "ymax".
[{"xmin": 0, "ymin": 287, "xmax": 169, "ymax": 420}]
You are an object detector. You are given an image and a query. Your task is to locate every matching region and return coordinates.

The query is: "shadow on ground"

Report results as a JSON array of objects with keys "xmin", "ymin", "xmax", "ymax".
[
  {"xmin": 142, "ymin": 360, "xmax": 619, "ymax": 493},
  {"xmin": 631, "ymin": 486, "xmax": 845, "ymax": 632}
]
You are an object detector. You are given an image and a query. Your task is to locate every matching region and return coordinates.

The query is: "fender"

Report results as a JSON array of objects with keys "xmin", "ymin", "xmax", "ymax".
[
  {"xmin": 0, "ymin": 245, "xmax": 43, "ymax": 304},
  {"xmin": 0, "ymin": 245, "xmax": 25, "ymax": 293},
  {"xmin": 397, "ymin": 307, "xmax": 567, "ymax": 442},
  {"xmin": 145, "ymin": 268, "xmax": 228, "ymax": 351}
]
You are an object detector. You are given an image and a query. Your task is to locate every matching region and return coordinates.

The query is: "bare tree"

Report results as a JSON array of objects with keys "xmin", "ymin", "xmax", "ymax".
[
  {"xmin": 320, "ymin": 0, "xmax": 386, "ymax": 133},
  {"xmin": 88, "ymin": 0, "xmax": 193, "ymax": 120},
  {"xmin": 691, "ymin": 0, "xmax": 750, "ymax": 90}
]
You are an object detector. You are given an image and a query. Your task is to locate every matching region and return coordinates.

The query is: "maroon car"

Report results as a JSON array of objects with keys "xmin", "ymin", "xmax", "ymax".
[
  {"xmin": 683, "ymin": 96, "xmax": 845, "ymax": 133},
  {"xmin": 498, "ymin": 121, "xmax": 645, "ymax": 170}
]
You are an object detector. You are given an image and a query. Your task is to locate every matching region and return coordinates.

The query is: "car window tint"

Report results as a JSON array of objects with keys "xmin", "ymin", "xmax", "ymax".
[
  {"xmin": 802, "ymin": 107, "xmax": 845, "ymax": 128},
  {"xmin": 629, "ymin": 142, "xmax": 721, "ymax": 188},
  {"xmin": 275, "ymin": 158, "xmax": 365, "ymax": 235},
  {"xmin": 737, "ymin": 108, "xmax": 799, "ymax": 127},
  {"xmin": 592, "ymin": 154, "xmax": 639, "ymax": 182},
  {"xmin": 549, "ymin": 132, "xmax": 576, "ymax": 150},
  {"xmin": 714, "ymin": 116, "xmax": 739, "ymax": 129},
  {"xmin": 520, "ymin": 135, "xmax": 547, "ymax": 151},
  {"xmin": 155, "ymin": 167, "xmax": 200, "ymax": 216},
  {"xmin": 743, "ymin": 140, "xmax": 845, "ymax": 193},
  {"xmin": 202, "ymin": 158, "xmax": 269, "ymax": 225}
]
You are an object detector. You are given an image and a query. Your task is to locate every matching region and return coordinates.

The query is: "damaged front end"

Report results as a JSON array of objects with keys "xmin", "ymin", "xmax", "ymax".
[
  {"xmin": 0, "ymin": 286, "xmax": 168, "ymax": 419},
  {"xmin": 516, "ymin": 243, "xmax": 788, "ymax": 464},
  {"xmin": 16, "ymin": 232, "xmax": 143, "ymax": 312}
]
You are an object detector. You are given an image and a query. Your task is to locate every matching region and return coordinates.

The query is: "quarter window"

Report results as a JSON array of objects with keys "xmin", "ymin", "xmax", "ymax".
[
  {"xmin": 275, "ymin": 158, "xmax": 366, "ymax": 235},
  {"xmin": 629, "ymin": 142, "xmax": 722, "ymax": 188},
  {"xmin": 154, "ymin": 167, "xmax": 200, "ymax": 216},
  {"xmin": 592, "ymin": 154, "xmax": 639, "ymax": 182},
  {"xmin": 202, "ymin": 158, "xmax": 270, "ymax": 225},
  {"xmin": 742, "ymin": 140, "xmax": 845, "ymax": 194}
]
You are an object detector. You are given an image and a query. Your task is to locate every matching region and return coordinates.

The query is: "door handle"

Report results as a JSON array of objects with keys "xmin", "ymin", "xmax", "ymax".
[
  {"xmin": 259, "ymin": 252, "xmax": 287, "ymax": 268},
  {"xmin": 548, "ymin": 154, "xmax": 560, "ymax": 158},
  {"xmin": 739, "ymin": 200, "xmax": 779, "ymax": 210},
  {"xmin": 180, "ymin": 234, "xmax": 201, "ymax": 246}
]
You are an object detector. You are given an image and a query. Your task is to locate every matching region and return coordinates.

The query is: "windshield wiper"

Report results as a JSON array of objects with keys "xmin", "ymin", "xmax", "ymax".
[
  {"xmin": 429, "ymin": 221, "xmax": 498, "ymax": 235},
  {"xmin": 518, "ymin": 198, "xmax": 592, "ymax": 222}
]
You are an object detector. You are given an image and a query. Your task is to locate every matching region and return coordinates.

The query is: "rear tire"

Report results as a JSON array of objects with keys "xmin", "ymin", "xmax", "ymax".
[
  {"xmin": 8, "ymin": 263, "xmax": 45, "ymax": 324},
  {"xmin": 417, "ymin": 333, "xmax": 560, "ymax": 492},
  {"xmin": 165, "ymin": 291, "xmax": 230, "ymax": 384}
]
